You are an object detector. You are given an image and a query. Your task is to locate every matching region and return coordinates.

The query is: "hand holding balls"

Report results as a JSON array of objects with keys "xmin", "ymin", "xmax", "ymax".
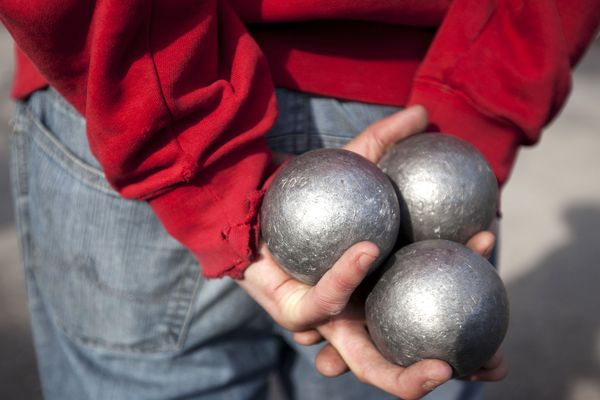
[{"xmin": 261, "ymin": 132, "xmax": 508, "ymax": 378}]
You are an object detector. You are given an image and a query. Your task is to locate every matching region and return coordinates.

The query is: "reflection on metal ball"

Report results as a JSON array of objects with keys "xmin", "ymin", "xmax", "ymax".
[
  {"xmin": 378, "ymin": 133, "xmax": 498, "ymax": 244},
  {"xmin": 365, "ymin": 240, "xmax": 509, "ymax": 377},
  {"xmin": 261, "ymin": 148, "xmax": 400, "ymax": 285}
]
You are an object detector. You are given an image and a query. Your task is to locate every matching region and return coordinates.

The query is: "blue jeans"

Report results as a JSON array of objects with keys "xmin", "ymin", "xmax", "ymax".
[{"xmin": 9, "ymin": 87, "xmax": 482, "ymax": 400}]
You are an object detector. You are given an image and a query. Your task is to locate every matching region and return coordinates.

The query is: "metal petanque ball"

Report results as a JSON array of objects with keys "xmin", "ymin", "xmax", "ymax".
[
  {"xmin": 365, "ymin": 240, "xmax": 509, "ymax": 377},
  {"xmin": 378, "ymin": 133, "xmax": 498, "ymax": 244},
  {"xmin": 261, "ymin": 148, "xmax": 400, "ymax": 285}
]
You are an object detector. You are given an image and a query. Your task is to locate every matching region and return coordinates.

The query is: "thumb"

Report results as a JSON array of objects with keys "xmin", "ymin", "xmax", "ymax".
[
  {"xmin": 344, "ymin": 105, "xmax": 428, "ymax": 163},
  {"xmin": 295, "ymin": 241, "xmax": 379, "ymax": 323}
]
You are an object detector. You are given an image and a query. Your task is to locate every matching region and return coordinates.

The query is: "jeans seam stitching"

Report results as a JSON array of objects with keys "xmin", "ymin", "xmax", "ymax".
[
  {"xmin": 175, "ymin": 272, "xmax": 204, "ymax": 350},
  {"xmin": 24, "ymin": 106, "xmax": 119, "ymax": 197},
  {"xmin": 27, "ymin": 105, "xmax": 105, "ymax": 178},
  {"xmin": 162, "ymin": 271, "xmax": 193, "ymax": 342},
  {"xmin": 47, "ymin": 89, "xmax": 87, "ymax": 124}
]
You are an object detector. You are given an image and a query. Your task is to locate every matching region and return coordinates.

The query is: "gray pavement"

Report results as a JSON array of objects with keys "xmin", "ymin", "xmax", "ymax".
[{"xmin": 1, "ymin": 25, "xmax": 599, "ymax": 400}]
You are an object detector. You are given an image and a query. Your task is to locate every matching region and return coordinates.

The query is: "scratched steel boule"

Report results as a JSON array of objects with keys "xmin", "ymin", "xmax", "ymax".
[
  {"xmin": 379, "ymin": 133, "xmax": 498, "ymax": 244},
  {"xmin": 261, "ymin": 148, "xmax": 400, "ymax": 285},
  {"xmin": 365, "ymin": 240, "xmax": 509, "ymax": 377}
]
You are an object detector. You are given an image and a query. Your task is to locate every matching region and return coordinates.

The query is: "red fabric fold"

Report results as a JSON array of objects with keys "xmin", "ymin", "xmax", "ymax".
[{"xmin": 2, "ymin": 0, "xmax": 599, "ymax": 278}]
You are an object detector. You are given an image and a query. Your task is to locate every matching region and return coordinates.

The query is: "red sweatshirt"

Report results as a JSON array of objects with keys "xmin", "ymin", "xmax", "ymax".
[{"xmin": 1, "ymin": 1, "xmax": 599, "ymax": 278}]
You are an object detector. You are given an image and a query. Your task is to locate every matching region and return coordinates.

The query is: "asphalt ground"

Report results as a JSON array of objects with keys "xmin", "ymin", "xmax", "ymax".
[{"xmin": 0, "ymin": 26, "xmax": 599, "ymax": 400}]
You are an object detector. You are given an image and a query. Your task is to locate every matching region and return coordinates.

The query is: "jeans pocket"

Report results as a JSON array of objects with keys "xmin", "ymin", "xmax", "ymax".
[{"xmin": 13, "ymin": 93, "xmax": 202, "ymax": 354}]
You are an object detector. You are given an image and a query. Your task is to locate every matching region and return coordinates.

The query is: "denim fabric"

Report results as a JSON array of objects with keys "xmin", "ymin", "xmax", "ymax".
[{"xmin": 9, "ymin": 87, "xmax": 483, "ymax": 400}]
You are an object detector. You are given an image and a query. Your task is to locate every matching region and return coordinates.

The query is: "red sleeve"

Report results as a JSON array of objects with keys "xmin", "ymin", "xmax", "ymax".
[
  {"xmin": 0, "ymin": 0, "xmax": 278, "ymax": 278},
  {"xmin": 408, "ymin": 0, "xmax": 600, "ymax": 187}
]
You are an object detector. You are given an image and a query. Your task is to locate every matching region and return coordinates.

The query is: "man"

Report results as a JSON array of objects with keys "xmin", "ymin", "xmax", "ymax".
[{"xmin": 2, "ymin": 1, "xmax": 599, "ymax": 399}]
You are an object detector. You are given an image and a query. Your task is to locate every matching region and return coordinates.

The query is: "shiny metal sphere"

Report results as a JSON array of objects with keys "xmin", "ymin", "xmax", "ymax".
[
  {"xmin": 365, "ymin": 240, "xmax": 509, "ymax": 377},
  {"xmin": 261, "ymin": 148, "xmax": 400, "ymax": 285},
  {"xmin": 378, "ymin": 133, "xmax": 498, "ymax": 244}
]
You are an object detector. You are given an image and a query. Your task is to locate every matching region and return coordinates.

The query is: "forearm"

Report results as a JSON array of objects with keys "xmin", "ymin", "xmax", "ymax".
[
  {"xmin": 408, "ymin": 0, "xmax": 600, "ymax": 187},
  {"xmin": 1, "ymin": 0, "xmax": 278, "ymax": 276}
]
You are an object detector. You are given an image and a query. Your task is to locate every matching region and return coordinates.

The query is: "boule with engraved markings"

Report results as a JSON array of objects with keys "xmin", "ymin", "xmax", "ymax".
[
  {"xmin": 365, "ymin": 239, "xmax": 509, "ymax": 377},
  {"xmin": 261, "ymin": 148, "xmax": 400, "ymax": 285},
  {"xmin": 378, "ymin": 133, "xmax": 498, "ymax": 244}
]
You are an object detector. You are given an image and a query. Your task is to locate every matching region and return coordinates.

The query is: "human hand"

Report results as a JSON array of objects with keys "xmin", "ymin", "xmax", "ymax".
[
  {"xmin": 462, "ymin": 231, "xmax": 508, "ymax": 382},
  {"xmin": 239, "ymin": 106, "xmax": 471, "ymax": 398},
  {"xmin": 304, "ymin": 125, "xmax": 508, "ymax": 387},
  {"xmin": 240, "ymin": 105, "xmax": 430, "ymax": 329},
  {"xmin": 305, "ymin": 230, "xmax": 507, "ymax": 396}
]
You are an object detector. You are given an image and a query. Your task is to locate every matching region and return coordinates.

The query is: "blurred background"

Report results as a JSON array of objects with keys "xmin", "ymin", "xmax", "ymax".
[{"xmin": 0, "ymin": 25, "xmax": 599, "ymax": 399}]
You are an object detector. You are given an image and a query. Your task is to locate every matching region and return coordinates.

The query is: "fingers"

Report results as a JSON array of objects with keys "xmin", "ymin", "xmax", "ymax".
[
  {"xmin": 239, "ymin": 241, "xmax": 380, "ymax": 331},
  {"xmin": 466, "ymin": 231, "xmax": 496, "ymax": 258},
  {"xmin": 295, "ymin": 241, "xmax": 379, "ymax": 324},
  {"xmin": 318, "ymin": 320, "xmax": 452, "ymax": 399},
  {"xmin": 344, "ymin": 105, "xmax": 428, "ymax": 163},
  {"xmin": 482, "ymin": 349, "xmax": 504, "ymax": 370},
  {"xmin": 237, "ymin": 243, "xmax": 305, "ymax": 328},
  {"xmin": 315, "ymin": 344, "xmax": 349, "ymax": 377},
  {"xmin": 293, "ymin": 329, "xmax": 324, "ymax": 346},
  {"xmin": 465, "ymin": 233, "xmax": 506, "ymax": 382},
  {"xmin": 468, "ymin": 350, "xmax": 508, "ymax": 382}
]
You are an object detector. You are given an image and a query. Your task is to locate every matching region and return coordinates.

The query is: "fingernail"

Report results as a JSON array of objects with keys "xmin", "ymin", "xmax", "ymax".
[
  {"xmin": 423, "ymin": 380, "xmax": 442, "ymax": 391},
  {"xmin": 482, "ymin": 244, "xmax": 493, "ymax": 258},
  {"xmin": 358, "ymin": 252, "xmax": 377, "ymax": 271}
]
